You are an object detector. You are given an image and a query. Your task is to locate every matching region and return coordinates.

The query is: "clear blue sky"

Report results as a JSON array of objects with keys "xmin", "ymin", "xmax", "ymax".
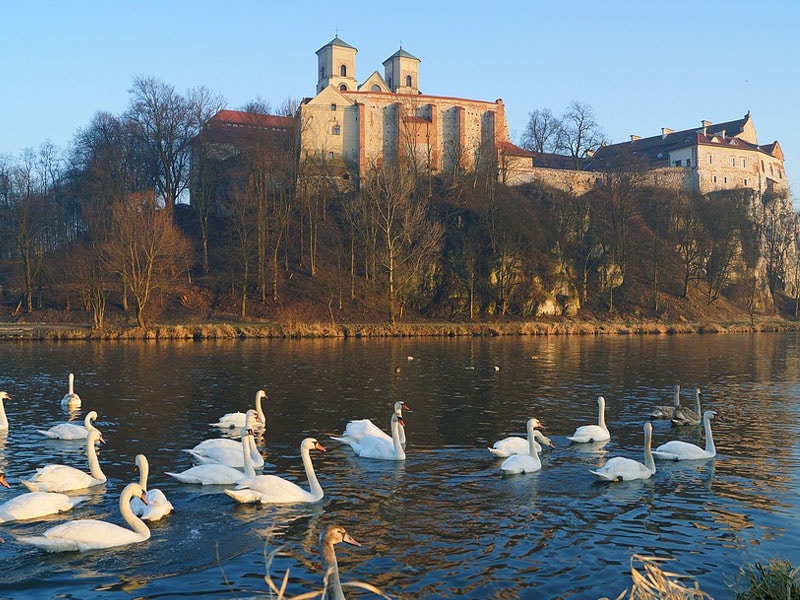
[{"xmin": 2, "ymin": 1, "xmax": 798, "ymax": 196}]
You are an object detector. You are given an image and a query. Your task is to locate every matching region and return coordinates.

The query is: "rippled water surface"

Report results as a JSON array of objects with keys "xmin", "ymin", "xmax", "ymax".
[{"xmin": 0, "ymin": 333, "xmax": 799, "ymax": 599}]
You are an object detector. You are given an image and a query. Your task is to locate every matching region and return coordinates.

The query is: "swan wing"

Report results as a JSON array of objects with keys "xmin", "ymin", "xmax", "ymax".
[
  {"xmin": 0, "ymin": 492, "xmax": 88, "ymax": 523},
  {"xmin": 335, "ymin": 419, "xmax": 390, "ymax": 444},
  {"xmin": 166, "ymin": 464, "xmax": 243, "ymax": 485},
  {"xmin": 22, "ymin": 465, "xmax": 104, "ymax": 493},
  {"xmin": 351, "ymin": 435, "xmax": 402, "ymax": 460},
  {"xmin": 228, "ymin": 474, "xmax": 318, "ymax": 504},
  {"xmin": 568, "ymin": 425, "xmax": 610, "ymax": 443},
  {"xmin": 19, "ymin": 519, "xmax": 145, "ymax": 552},
  {"xmin": 132, "ymin": 489, "xmax": 174, "ymax": 521},
  {"xmin": 501, "ymin": 454, "xmax": 541, "ymax": 474},
  {"xmin": 37, "ymin": 423, "xmax": 88, "ymax": 440},
  {"xmin": 490, "ymin": 436, "xmax": 528, "ymax": 457},
  {"xmin": 653, "ymin": 440, "xmax": 712, "ymax": 461},
  {"xmin": 590, "ymin": 457, "xmax": 651, "ymax": 481}
]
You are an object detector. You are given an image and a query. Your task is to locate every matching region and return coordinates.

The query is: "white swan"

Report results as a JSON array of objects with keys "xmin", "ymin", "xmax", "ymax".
[
  {"xmin": 590, "ymin": 422, "xmax": 656, "ymax": 482},
  {"xmin": 225, "ymin": 437, "xmax": 326, "ymax": 504},
  {"xmin": 320, "ymin": 524, "xmax": 361, "ymax": 600},
  {"xmin": 650, "ymin": 384, "xmax": 681, "ymax": 419},
  {"xmin": 568, "ymin": 396, "xmax": 611, "ymax": 443},
  {"xmin": 0, "ymin": 490, "xmax": 88, "ymax": 524},
  {"xmin": 332, "ymin": 401, "xmax": 410, "ymax": 447},
  {"xmin": 489, "ymin": 419, "xmax": 554, "ymax": 457},
  {"xmin": 131, "ymin": 454, "xmax": 174, "ymax": 521},
  {"xmin": 167, "ymin": 427, "xmax": 257, "ymax": 485},
  {"xmin": 671, "ymin": 387, "xmax": 702, "ymax": 426},
  {"xmin": 38, "ymin": 410, "xmax": 100, "ymax": 441},
  {"xmin": 60, "ymin": 372, "xmax": 82, "ymax": 409},
  {"xmin": 334, "ymin": 413, "xmax": 406, "ymax": 461},
  {"xmin": 17, "ymin": 482, "xmax": 150, "ymax": 552},
  {"xmin": 0, "ymin": 391, "xmax": 11, "ymax": 430},
  {"xmin": 653, "ymin": 410, "xmax": 717, "ymax": 461},
  {"xmin": 22, "ymin": 429, "xmax": 107, "ymax": 492},
  {"xmin": 186, "ymin": 410, "xmax": 264, "ymax": 468},
  {"xmin": 210, "ymin": 389, "xmax": 267, "ymax": 431},
  {"xmin": 501, "ymin": 418, "xmax": 543, "ymax": 474}
]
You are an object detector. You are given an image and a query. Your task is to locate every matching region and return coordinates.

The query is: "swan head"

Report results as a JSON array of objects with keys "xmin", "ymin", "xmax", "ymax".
[
  {"xmin": 255, "ymin": 389, "xmax": 268, "ymax": 401},
  {"xmin": 0, "ymin": 472, "xmax": 9, "ymax": 488},
  {"xmin": 87, "ymin": 429, "xmax": 105, "ymax": 447},
  {"xmin": 394, "ymin": 401, "xmax": 411, "ymax": 413},
  {"xmin": 245, "ymin": 409, "xmax": 262, "ymax": 427},
  {"xmin": 320, "ymin": 524, "xmax": 361, "ymax": 549},
  {"xmin": 598, "ymin": 396, "xmax": 605, "ymax": 406},
  {"xmin": 703, "ymin": 410, "xmax": 717, "ymax": 421},
  {"xmin": 303, "ymin": 438, "xmax": 327, "ymax": 453},
  {"xmin": 0, "ymin": 391, "xmax": 10, "ymax": 401},
  {"xmin": 527, "ymin": 417, "xmax": 544, "ymax": 430}
]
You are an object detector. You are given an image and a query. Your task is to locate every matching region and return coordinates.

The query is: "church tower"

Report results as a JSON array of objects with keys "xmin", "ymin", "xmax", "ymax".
[
  {"xmin": 316, "ymin": 36, "xmax": 358, "ymax": 94},
  {"xmin": 383, "ymin": 47, "xmax": 420, "ymax": 94}
]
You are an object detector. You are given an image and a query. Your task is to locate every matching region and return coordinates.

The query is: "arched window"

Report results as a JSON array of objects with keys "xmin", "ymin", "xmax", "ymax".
[
  {"xmin": 340, "ymin": 64, "xmax": 347, "ymax": 77},
  {"xmin": 406, "ymin": 75, "xmax": 412, "ymax": 87},
  {"xmin": 332, "ymin": 124, "xmax": 341, "ymax": 135},
  {"xmin": 339, "ymin": 84, "xmax": 348, "ymax": 91},
  {"xmin": 371, "ymin": 84, "xmax": 381, "ymax": 92}
]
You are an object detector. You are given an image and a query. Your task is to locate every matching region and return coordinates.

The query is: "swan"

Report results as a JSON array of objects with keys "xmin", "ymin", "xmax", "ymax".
[
  {"xmin": 186, "ymin": 410, "xmax": 265, "ymax": 468},
  {"xmin": 332, "ymin": 401, "xmax": 410, "ymax": 447},
  {"xmin": 60, "ymin": 372, "xmax": 82, "ymax": 409},
  {"xmin": 210, "ymin": 389, "xmax": 267, "ymax": 431},
  {"xmin": 568, "ymin": 396, "xmax": 611, "ymax": 443},
  {"xmin": 653, "ymin": 411, "xmax": 717, "ymax": 461},
  {"xmin": 319, "ymin": 524, "xmax": 361, "ymax": 600},
  {"xmin": 0, "ymin": 490, "xmax": 88, "ymax": 524},
  {"xmin": 501, "ymin": 418, "xmax": 543, "ymax": 474},
  {"xmin": 489, "ymin": 420, "xmax": 554, "ymax": 457},
  {"xmin": 167, "ymin": 427, "xmax": 257, "ymax": 485},
  {"xmin": 17, "ymin": 482, "xmax": 150, "ymax": 552},
  {"xmin": 0, "ymin": 391, "xmax": 11, "ymax": 430},
  {"xmin": 131, "ymin": 454, "xmax": 174, "ymax": 521},
  {"xmin": 671, "ymin": 387, "xmax": 702, "ymax": 426},
  {"xmin": 38, "ymin": 410, "xmax": 100, "ymax": 441},
  {"xmin": 590, "ymin": 422, "xmax": 656, "ymax": 482},
  {"xmin": 225, "ymin": 437, "xmax": 326, "ymax": 504},
  {"xmin": 334, "ymin": 413, "xmax": 406, "ymax": 461},
  {"xmin": 21, "ymin": 429, "xmax": 107, "ymax": 492},
  {"xmin": 650, "ymin": 384, "xmax": 680, "ymax": 419}
]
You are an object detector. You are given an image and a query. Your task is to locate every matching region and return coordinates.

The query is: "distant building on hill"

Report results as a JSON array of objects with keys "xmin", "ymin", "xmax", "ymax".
[{"xmin": 193, "ymin": 38, "xmax": 788, "ymax": 201}]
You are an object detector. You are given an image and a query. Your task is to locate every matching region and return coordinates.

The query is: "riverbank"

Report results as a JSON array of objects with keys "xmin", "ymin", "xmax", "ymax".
[{"xmin": 1, "ymin": 317, "xmax": 799, "ymax": 341}]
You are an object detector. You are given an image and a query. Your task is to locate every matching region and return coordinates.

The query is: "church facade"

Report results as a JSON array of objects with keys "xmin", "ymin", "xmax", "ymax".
[{"xmin": 298, "ymin": 36, "xmax": 514, "ymax": 180}]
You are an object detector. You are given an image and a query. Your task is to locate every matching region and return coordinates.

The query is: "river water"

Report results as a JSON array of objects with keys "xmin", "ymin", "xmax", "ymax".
[{"xmin": 0, "ymin": 333, "xmax": 798, "ymax": 599}]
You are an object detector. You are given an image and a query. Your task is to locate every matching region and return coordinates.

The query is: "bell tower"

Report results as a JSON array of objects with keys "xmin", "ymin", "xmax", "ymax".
[
  {"xmin": 383, "ymin": 46, "xmax": 420, "ymax": 94},
  {"xmin": 316, "ymin": 36, "xmax": 358, "ymax": 94}
]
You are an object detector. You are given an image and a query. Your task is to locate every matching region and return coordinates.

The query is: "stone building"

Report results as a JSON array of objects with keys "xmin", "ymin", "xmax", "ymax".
[{"xmin": 298, "ymin": 35, "xmax": 519, "ymax": 180}]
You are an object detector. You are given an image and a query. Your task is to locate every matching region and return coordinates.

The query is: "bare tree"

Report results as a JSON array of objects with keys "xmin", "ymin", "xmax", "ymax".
[
  {"xmin": 361, "ymin": 165, "xmax": 443, "ymax": 322},
  {"xmin": 520, "ymin": 108, "xmax": 563, "ymax": 154},
  {"xmin": 560, "ymin": 101, "xmax": 606, "ymax": 170},
  {"xmin": 103, "ymin": 191, "xmax": 192, "ymax": 328}
]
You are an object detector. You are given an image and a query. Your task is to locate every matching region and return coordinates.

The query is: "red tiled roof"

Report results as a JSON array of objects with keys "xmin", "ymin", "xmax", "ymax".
[{"xmin": 209, "ymin": 109, "xmax": 294, "ymax": 130}]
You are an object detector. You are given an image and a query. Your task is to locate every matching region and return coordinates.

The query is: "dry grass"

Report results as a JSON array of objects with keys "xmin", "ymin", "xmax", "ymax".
[{"xmin": 611, "ymin": 555, "xmax": 714, "ymax": 600}]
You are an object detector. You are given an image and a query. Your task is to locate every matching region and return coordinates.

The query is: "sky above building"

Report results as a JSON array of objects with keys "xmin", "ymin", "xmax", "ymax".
[{"xmin": 2, "ymin": 0, "xmax": 799, "ymax": 196}]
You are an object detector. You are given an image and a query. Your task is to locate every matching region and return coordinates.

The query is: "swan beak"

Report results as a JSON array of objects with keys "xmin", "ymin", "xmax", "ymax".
[
  {"xmin": 342, "ymin": 532, "xmax": 361, "ymax": 547},
  {"xmin": 314, "ymin": 441, "xmax": 327, "ymax": 453},
  {"xmin": 0, "ymin": 473, "xmax": 10, "ymax": 488},
  {"xmin": 397, "ymin": 416, "xmax": 406, "ymax": 427},
  {"xmin": 401, "ymin": 402, "xmax": 411, "ymax": 412},
  {"xmin": 139, "ymin": 490, "xmax": 149, "ymax": 505}
]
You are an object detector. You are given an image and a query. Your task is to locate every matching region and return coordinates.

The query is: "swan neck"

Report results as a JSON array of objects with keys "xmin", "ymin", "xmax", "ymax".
[
  {"xmin": 242, "ymin": 433, "xmax": 256, "ymax": 478},
  {"xmin": 694, "ymin": 390, "xmax": 702, "ymax": 414},
  {"xmin": 597, "ymin": 400, "xmax": 607, "ymax": 430},
  {"xmin": 87, "ymin": 436, "xmax": 107, "ymax": 481},
  {"xmin": 673, "ymin": 385, "xmax": 680, "ymax": 408},
  {"xmin": 391, "ymin": 416, "xmax": 406, "ymax": 460},
  {"xmin": 0, "ymin": 397, "xmax": 7, "ymax": 429},
  {"xmin": 68, "ymin": 373, "xmax": 74, "ymax": 394},
  {"xmin": 322, "ymin": 545, "xmax": 346, "ymax": 600},
  {"xmin": 300, "ymin": 444, "xmax": 323, "ymax": 500},
  {"xmin": 527, "ymin": 423, "xmax": 539, "ymax": 458},
  {"xmin": 703, "ymin": 417, "xmax": 716, "ymax": 455},
  {"xmin": 120, "ymin": 485, "xmax": 151, "ymax": 539},
  {"xmin": 138, "ymin": 458, "xmax": 149, "ymax": 489},
  {"xmin": 644, "ymin": 427, "xmax": 655, "ymax": 473},
  {"xmin": 255, "ymin": 393, "xmax": 266, "ymax": 423}
]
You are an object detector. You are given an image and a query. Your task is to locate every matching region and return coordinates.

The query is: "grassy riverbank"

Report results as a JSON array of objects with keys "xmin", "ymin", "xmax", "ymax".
[{"xmin": 1, "ymin": 317, "xmax": 798, "ymax": 341}]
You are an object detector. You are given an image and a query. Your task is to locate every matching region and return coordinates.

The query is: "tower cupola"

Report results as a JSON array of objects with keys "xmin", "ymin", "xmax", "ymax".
[
  {"xmin": 382, "ymin": 46, "xmax": 420, "ymax": 94},
  {"xmin": 316, "ymin": 35, "xmax": 358, "ymax": 94}
]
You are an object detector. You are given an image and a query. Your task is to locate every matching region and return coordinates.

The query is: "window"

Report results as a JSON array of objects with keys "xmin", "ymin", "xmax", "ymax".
[
  {"xmin": 686, "ymin": 158, "xmax": 691, "ymax": 167},
  {"xmin": 731, "ymin": 157, "xmax": 736, "ymax": 166},
  {"xmin": 707, "ymin": 155, "xmax": 713, "ymax": 164},
  {"xmin": 371, "ymin": 84, "xmax": 381, "ymax": 92},
  {"xmin": 713, "ymin": 176, "xmax": 717, "ymax": 183},
  {"xmin": 330, "ymin": 103, "xmax": 337, "ymax": 111},
  {"xmin": 406, "ymin": 75, "xmax": 412, "ymax": 87},
  {"xmin": 331, "ymin": 124, "xmax": 340, "ymax": 135},
  {"xmin": 340, "ymin": 65, "xmax": 347, "ymax": 77},
  {"xmin": 744, "ymin": 178, "xmax": 748, "ymax": 186},
  {"xmin": 770, "ymin": 165, "xmax": 774, "ymax": 176},
  {"xmin": 339, "ymin": 84, "xmax": 348, "ymax": 91},
  {"xmin": 723, "ymin": 176, "xmax": 728, "ymax": 184},
  {"xmin": 328, "ymin": 151, "xmax": 334, "ymax": 160},
  {"xmin": 674, "ymin": 160, "xmax": 682, "ymax": 167},
  {"xmin": 741, "ymin": 158, "xmax": 747, "ymax": 168},
  {"xmin": 761, "ymin": 160, "xmax": 765, "ymax": 170}
]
